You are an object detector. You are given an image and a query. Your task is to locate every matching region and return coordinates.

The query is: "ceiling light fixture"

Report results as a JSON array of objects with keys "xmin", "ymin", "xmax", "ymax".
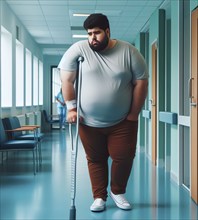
[
  {"xmin": 73, "ymin": 13, "xmax": 90, "ymax": 17},
  {"xmin": 72, "ymin": 34, "xmax": 88, "ymax": 38}
]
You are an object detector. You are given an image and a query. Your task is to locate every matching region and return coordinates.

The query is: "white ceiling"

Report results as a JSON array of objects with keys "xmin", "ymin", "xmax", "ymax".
[{"xmin": 5, "ymin": 0, "xmax": 165, "ymax": 56}]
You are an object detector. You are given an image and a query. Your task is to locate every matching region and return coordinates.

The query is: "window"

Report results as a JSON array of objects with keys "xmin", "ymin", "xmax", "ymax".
[
  {"xmin": 25, "ymin": 48, "xmax": 32, "ymax": 106},
  {"xmin": 1, "ymin": 26, "xmax": 12, "ymax": 107},
  {"xmin": 16, "ymin": 39, "xmax": 24, "ymax": 107},
  {"xmin": 39, "ymin": 60, "xmax": 43, "ymax": 105},
  {"xmin": 33, "ymin": 56, "xmax": 38, "ymax": 106}
]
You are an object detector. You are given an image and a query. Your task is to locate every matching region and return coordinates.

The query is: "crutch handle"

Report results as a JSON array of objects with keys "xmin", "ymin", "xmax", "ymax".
[{"xmin": 78, "ymin": 56, "xmax": 84, "ymax": 62}]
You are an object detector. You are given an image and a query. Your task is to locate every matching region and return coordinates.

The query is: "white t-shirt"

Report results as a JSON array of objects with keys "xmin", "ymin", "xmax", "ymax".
[{"xmin": 58, "ymin": 40, "xmax": 148, "ymax": 127}]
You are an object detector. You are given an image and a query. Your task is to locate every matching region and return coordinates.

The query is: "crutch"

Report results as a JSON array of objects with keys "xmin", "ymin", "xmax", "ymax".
[{"xmin": 69, "ymin": 56, "xmax": 84, "ymax": 220}]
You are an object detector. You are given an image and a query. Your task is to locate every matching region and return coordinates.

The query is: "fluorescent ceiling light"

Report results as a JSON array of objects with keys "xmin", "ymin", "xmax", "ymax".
[
  {"xmin": 73, "ymin": 13, "xmax": 90, "ymax": 17},
  {"xmin": 72, "ymin": 34, "xmax": 88, "ymax": 38}
]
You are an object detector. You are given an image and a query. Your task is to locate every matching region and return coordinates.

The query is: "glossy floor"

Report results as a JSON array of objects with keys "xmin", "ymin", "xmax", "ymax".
[{"xmin": 0, "ymin": 129, "xmax": 198, "ymax": 220}]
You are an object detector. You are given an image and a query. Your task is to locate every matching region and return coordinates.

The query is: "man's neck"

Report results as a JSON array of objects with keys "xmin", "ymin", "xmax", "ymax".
[
  {"xmin": 107, "ymin": 39, "xmax": 117, "ymax": 49},
  {"xmin": 97, "ymin": 39, "xmax": 117, "ymax": 52}
]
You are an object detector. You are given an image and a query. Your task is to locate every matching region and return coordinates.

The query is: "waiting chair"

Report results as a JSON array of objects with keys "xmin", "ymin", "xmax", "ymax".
[
  {"xmin": 0, "ymin": 119, "xmax": 38, "ymax": 175},
  {"xmin": 42, "ymin": 110, "xmax": 60, "ymax": 125},
  {"xmin": 3, "ymin": 116, "xmax": 44, "ymax": 165}
]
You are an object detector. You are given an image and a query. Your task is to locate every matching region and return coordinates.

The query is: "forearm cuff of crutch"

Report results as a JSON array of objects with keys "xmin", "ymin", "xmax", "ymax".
[{"xmin": 66, "ymin": 99, "xmax": 77, "ymax": 110}]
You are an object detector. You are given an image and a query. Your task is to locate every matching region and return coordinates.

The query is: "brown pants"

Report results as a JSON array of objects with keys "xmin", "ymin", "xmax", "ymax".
[{"xmin": 79, "ymin": 119, "xmax": 138, "ymax": 201}]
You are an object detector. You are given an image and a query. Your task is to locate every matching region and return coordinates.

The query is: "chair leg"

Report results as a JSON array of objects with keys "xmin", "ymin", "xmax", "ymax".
[
  {"xmin": 36, "ymin": 146, "xmax": 39, "ymax": 173},
  {"xmin": 39, "ymin": 142, "xmax": 42, "ymax": 165},
  {"xmin": 33, "ymin": 150, "xmax": 36, "ymax": 175},
  {"xmin": 2, "ymin": 151, "xmax": 9, "ymax": 165},
  {"xmin": 36, "ymin": 143, "xmax": 41, "ymax": 170}
]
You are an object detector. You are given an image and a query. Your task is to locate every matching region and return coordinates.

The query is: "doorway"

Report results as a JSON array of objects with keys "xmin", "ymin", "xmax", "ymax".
[
  {"xmin": 51, "ymin": 66, "xmax": 62, "ymax": 129},
  {"xmin": 190, "ymin": 6, "xmax": 198, "ymax": 204},
  {"xmin": 151, "ymin": 42, "xmax": 158, "ymax": 165},
  {"xmin": 179, "ymin": 0, "xmax": 191, "ymax": 190}
]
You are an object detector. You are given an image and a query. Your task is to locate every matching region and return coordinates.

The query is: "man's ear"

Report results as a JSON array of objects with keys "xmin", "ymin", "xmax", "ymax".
[{"xmin": 105, "ymin": 28, "xmax": 110, "ymax": 37}]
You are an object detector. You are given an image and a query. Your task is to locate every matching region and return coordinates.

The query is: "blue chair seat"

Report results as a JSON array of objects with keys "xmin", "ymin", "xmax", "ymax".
[
  {"xmin": 15, "ymin": 133, "xmax": 45, "ymax": 141},
  {"xmin": 2, "ymin": 140, "xmax": 37, "ymax": 149}
]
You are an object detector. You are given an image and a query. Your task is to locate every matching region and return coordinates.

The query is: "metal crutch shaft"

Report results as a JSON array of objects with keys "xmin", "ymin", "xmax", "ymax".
[{"xmin": 69, "ymin": 56, "xmax": 84, "ymax": 220}]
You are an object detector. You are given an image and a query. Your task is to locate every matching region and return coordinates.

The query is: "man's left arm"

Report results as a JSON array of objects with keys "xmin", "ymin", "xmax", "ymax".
[{"xmin": 127, "ymin": 79, "xmax": 148, "ymax": 121}]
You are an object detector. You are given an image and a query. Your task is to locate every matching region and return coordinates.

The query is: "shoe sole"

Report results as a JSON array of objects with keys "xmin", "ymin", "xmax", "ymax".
[{"xmin": 90, "ymin": 205, "xmax": 106, "ymax": 212}]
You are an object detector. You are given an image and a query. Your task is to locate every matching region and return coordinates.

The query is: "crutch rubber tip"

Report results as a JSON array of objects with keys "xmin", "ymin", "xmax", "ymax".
[{"xmin": 69, "ymin": 206, "xmax": 76, "ymax": 220}]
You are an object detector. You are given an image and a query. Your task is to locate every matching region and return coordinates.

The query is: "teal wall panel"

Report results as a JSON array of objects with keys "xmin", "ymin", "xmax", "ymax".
[
  {"xmin": 190, "ymin": 0, "xmax": 198, "ymax": 10},
  {"xmin": 158, "ymin": 9, "xmax": 166, "ymax": 164},
  {"xmin": 134, "ymin": 33, "xmax": 147, "ymax": 150},
  {"xmin": 170, "ymin": 0, "xmax": 180, "ymax": 182}
]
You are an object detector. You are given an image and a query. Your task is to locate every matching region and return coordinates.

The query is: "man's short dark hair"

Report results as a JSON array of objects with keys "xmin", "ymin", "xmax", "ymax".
[{"xmin": 83, "ymin": 13, "xmax": 109, "ymax": 31}]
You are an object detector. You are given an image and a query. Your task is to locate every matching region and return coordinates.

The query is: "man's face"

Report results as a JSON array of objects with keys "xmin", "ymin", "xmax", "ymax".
[{"xmin": 87, "ymin": 27, "xmax": 109, "ymax": 52}]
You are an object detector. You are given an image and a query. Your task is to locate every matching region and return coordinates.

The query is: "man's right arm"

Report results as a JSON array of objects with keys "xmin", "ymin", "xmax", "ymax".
[{"xmin": 60, "ymin": 69, "xmax": 78, "ymax": 123}]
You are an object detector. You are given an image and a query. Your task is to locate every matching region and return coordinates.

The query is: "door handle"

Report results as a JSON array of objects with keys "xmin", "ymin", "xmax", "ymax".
[
  {"xmin": 189, "ymin": 77, "xmax": 197, "ymax": 107},
  {"xmin": 191, "ymin": 102, "xmax": 197, "ymax": 107},
  {"xmin": 188, "ymin": 78, "xmax": 193, "ymax": 98},
  {"xmin": 149, "ymin": 99, "xmax": 156, "ymax": 106}
]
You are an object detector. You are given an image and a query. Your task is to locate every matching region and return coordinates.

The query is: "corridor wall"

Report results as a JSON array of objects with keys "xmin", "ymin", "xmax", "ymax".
[
  {"xmin": 0, "ymin": 0, "xmax": 43, "ymax": 119},
  {"xmin": 134, "ymin": 0, "xmax": 198, "ymax": 191}
]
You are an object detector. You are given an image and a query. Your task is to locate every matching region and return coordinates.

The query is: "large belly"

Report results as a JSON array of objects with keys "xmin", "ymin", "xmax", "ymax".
[{"xmin": 80, "ymin": 82, "xmax": 132, "ymax": 124}]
